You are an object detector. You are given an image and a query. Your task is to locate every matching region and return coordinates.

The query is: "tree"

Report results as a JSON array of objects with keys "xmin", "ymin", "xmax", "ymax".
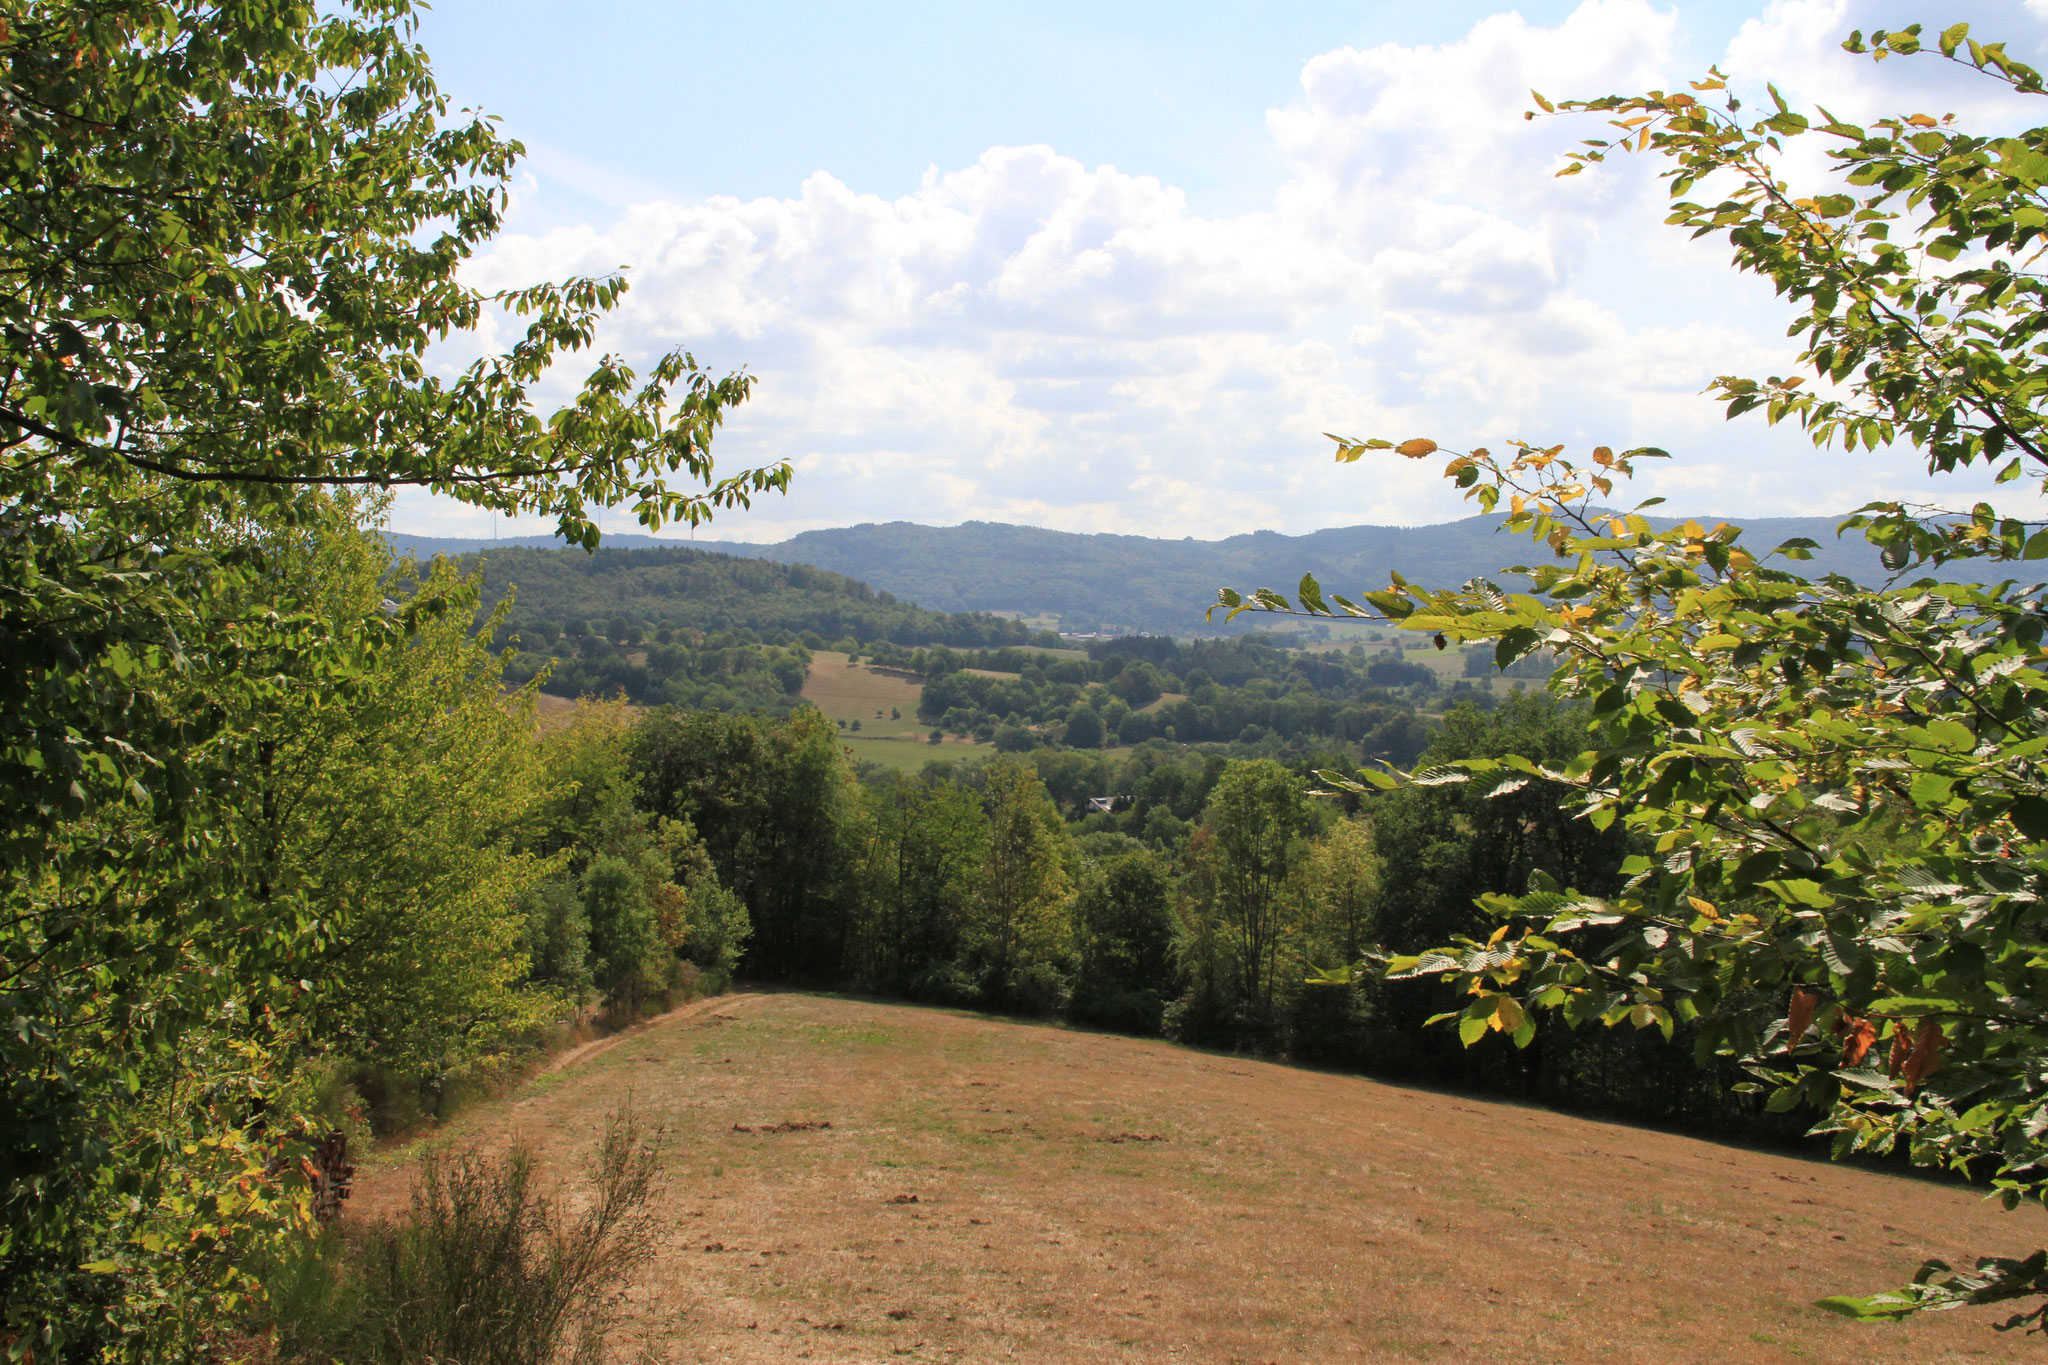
[
  {"xmin": 968, "ymin": 758, "xmax": 1076, "ymax": 1012},
  {"xmin": 994, "ymin": 723, "xmax": 1037, "ymax": 753},
  {"xmin": 0, "ymin": 2, "xmax": 782, "ymax": 1353},
  {"xmin": 262, "ymin": 522, "xmax": 561, "ymax": 1087},
  {"xmin": 631, "ymin": 707, "xmax": 857, "ymax": 980},
  {"xmin": 1065, "ymin": 705, "xmax": 1106, "ymax": 749},
  {"xmin": 1364, "ymin": 698, "xmax": 1627, "ymax": 957},
  {"xmin": 1205, "ymin": 760, "xmax": 1316, "ymax": 1026},
  {"xmin": 1071, "ymin": 838, "xmax": 1178, "ymax": 1033},
  {"xmin": 1284, "ymin": 817, "xmax": 1380, "ymax": 1062},
  {"xmin": 1219, "ymin": 22, "xmax": 2048, "ymax": 1330},
  {"xmin": 850, "ymin": 774, "xmax": 988, "ymax": 1000}
]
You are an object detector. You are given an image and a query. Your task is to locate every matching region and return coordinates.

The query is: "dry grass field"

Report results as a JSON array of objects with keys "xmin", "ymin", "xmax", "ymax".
[
  {"xmin": 527, "ymin": 689, "xmax": 643, "ymax": 733},
  {"xmin": 804, "ymin": 653, "xmax": 929, "ymax": 738},
  {"xmin": 804, "ymin": 652, "xmax": 999, "ymax": 769},
  {"xmin": 355, "ymin": 992, "xmax": 2042, "ymax": 1365}
]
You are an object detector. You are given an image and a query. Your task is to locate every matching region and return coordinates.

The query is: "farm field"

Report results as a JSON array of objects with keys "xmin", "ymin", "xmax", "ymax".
[
  {"xmin": 355, "ymin": 992, "xmax": 2037, "ymax": 1365},
  {"xmin": 802, "ymin": 652, "xmax": 928, "ymax": 737},
  {"xmin": 527, "ymin": 688, "xmax": 641, "ymax": 732}
]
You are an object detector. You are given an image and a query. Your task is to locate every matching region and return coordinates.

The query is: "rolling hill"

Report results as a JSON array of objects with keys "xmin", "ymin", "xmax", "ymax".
[
  {"xmin": 351, "ymin": 991, "xmax": 2031, "ymax": 1364},
  {"xmin": 390, "ymin": 511, "xmax": 1918, "ymax": 638}
]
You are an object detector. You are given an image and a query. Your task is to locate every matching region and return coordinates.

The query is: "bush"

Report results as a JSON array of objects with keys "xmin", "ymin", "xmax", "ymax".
[
  {"xmin": 264, "ymin": 1108, "xmax": 664, "ymax": 1365},
  {"xmin": 518, "ymin": 877, "xmax": 593, "ymax": 1001}
]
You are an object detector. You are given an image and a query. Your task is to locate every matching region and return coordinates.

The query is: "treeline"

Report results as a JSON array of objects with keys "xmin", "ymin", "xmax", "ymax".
[
  {"xmin": 613, "ymin": 693, "xmax": 1798, "ymax": 1143},
  {"xmin": 864, "ymin": 633, "xmax": 1478, "ymax": 760},
  {"xmin": 459, "ymin": 543, "xmax": 1059, "ymax": 654},
  {"xmin": 501, "ymin": 624, "xmax": 812, "ymax": 712}
]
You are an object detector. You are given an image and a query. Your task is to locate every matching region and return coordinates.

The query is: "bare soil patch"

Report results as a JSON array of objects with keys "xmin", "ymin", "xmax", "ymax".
[{"xmin": 351, "ymin": 993, "xmax": 2039, "ymax": 1364}]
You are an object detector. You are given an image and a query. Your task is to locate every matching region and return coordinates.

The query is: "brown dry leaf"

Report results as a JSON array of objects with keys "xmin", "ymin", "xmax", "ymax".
[
  {"xmin": 1902, "ymin": 1021, "xmax": 1945, "ymax": 1094},
  {"xmin": 1840, "ymin": 1017, "xmax": 1879, "ymax": 1067},
  {"xmin": 1887, "ymin": 1021, "xmax": 1915, "ymax": 1078},
  {"xmin": 1396, "ymin": 438, "xmax": 1438, "ymax": 458},
  {"xmin": 1785, "ymin": 988, "xmax": 1820, "ymax": 1052}
]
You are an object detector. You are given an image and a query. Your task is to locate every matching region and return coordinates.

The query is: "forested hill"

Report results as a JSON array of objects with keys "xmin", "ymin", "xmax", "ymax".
[
  {"xmin": 709, "ymin": 515, "xmax": 1911, "ymax": 634},
  {"xmin": 409, "ymin": 540, "xmax": 1057, "ymax": 650},
  {"xmin": 395, "ymin": 511, "xmax": 1908, "ymax": 637}
]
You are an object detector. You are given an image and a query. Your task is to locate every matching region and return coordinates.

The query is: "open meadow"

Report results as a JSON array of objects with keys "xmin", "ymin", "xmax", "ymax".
[
  {"xmin": 801, "ymin": 652, "xmax": 998, "ymax": 768},
  {"xmin": 354, "ymin": 993, "xmax": 2036, "ymax": 1365},
  {"xmin": 802, "ymin": 652, "xmax": 930, "ymax": 737}
]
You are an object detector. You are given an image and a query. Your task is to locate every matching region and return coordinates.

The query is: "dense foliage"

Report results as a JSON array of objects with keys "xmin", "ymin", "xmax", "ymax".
[
  {"xmin": 0, "ymin": 1, "xmax": 778, "ymax": 1355},
  {"xmin": 890, "ymin": 633, "xmax": 1447, "ymax": 760},
  {"xmin": 1220, "ymin": 20, "xmax": 2048, "ymax": 1330}
]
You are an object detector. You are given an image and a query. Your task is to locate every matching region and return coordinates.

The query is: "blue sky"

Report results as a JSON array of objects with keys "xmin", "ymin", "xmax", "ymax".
[
  {"xmin": 415, "ymin": 1, "xmax": 1750, "ymax": 222},
  {"xmin": 396, "ymin": 0, "xmax": 2048, "ymax": 543}
]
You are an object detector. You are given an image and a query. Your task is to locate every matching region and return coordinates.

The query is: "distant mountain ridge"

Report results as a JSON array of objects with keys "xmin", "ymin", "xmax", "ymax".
[{"xmin": 387, "ymin": 512, "xmax": 1903, "ymax": 637}]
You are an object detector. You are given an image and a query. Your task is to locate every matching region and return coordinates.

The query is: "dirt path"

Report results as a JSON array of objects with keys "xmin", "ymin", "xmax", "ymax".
[
  {"xmin": 352, "ymin": 992, "xmax": 2041, "ymax": 1364},
  {"xmin": 539, "ymin": 992, "xmax": 771, "ymax": 1077}
]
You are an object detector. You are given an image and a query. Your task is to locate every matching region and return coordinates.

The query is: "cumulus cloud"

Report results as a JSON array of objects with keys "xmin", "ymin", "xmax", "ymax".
[{"xmin": 406, "ymin": 0, "xmax": 2048, "ymax": 544}]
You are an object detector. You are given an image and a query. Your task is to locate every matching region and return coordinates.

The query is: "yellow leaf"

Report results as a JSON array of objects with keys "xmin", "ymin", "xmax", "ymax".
[
  {"xmin": 1592, "ymin": 445, "xmax": 1614, "ymax": 466},
  {"xmin": 1688, "ymin": 895, "xmax": 1719, "ymax": 919},
  {"xmin": 1908, "ymin": 113, "xmax": 1938, "ymax": 127},
  {"xmin": 1396, "ymin": 438, "xmax": 1439, "ymax": 458}
]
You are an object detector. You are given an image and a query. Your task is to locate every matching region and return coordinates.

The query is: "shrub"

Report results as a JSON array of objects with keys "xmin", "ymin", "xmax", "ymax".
[{"xmin": 265, "ymin": 1108, "xmax": 664, "ymax": 1365}]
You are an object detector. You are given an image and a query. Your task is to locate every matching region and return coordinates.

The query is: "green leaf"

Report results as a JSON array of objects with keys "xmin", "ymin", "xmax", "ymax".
[
  {"xmin": 1815, "ymin": 1293, "xmax": 1917, "ymax": 1321},
  {"xmin": 1494, "ymin": 627, "xmax": 1542, "ymax": 671},
  {"xmin": 1908, "ymin": 771, "xmax": 1957, "ymax": 806},
  {"xmin": 1761, "ymin": 878, "xmax": 1832, "ymax": 908},
  {"xmin": 1865, "ymin": 997, "xmax": 1962, "ymax": 1016},
  {"xmin": 2010, "ymin": 794, "xmax": 2048, "ymax": 840}
]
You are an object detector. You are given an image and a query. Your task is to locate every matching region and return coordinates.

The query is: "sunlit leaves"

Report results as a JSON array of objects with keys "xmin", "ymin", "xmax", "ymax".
[
  {"xmin": 1222, "ymin": 19, "xmax": 2048, "ymax": 1329},
  {"xmin": 0, "ymin": 2, "xmax": 784, "ymax": 1352}
]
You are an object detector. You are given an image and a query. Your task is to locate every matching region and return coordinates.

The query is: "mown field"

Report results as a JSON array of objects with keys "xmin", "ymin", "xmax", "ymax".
[
  {"xmin": 801, "ymin": 652, "xmax": 997, "ymax": 768},
  {"xmin": 802, "ymin": 652, "xmax": 928, "ymax": 733},
  {"xmin": 356, "ymin": 993, "xmax": 2038, "ymax": 1365}
]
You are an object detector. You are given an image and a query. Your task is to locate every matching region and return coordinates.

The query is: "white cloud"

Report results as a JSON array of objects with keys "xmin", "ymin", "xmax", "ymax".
[{"xmin": 401, "ymin": 0, "xmax": 2048, "ymax": 545}]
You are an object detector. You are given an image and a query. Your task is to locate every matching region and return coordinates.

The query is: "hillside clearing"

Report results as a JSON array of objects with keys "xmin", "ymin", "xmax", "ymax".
[
  {"xmin": 802, "ymin": 652, "xmax": 928, "ymax": 737},
  {"xmin": 354, "ymin": 993, "xmax": 2034, "ymax": 1364}
]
